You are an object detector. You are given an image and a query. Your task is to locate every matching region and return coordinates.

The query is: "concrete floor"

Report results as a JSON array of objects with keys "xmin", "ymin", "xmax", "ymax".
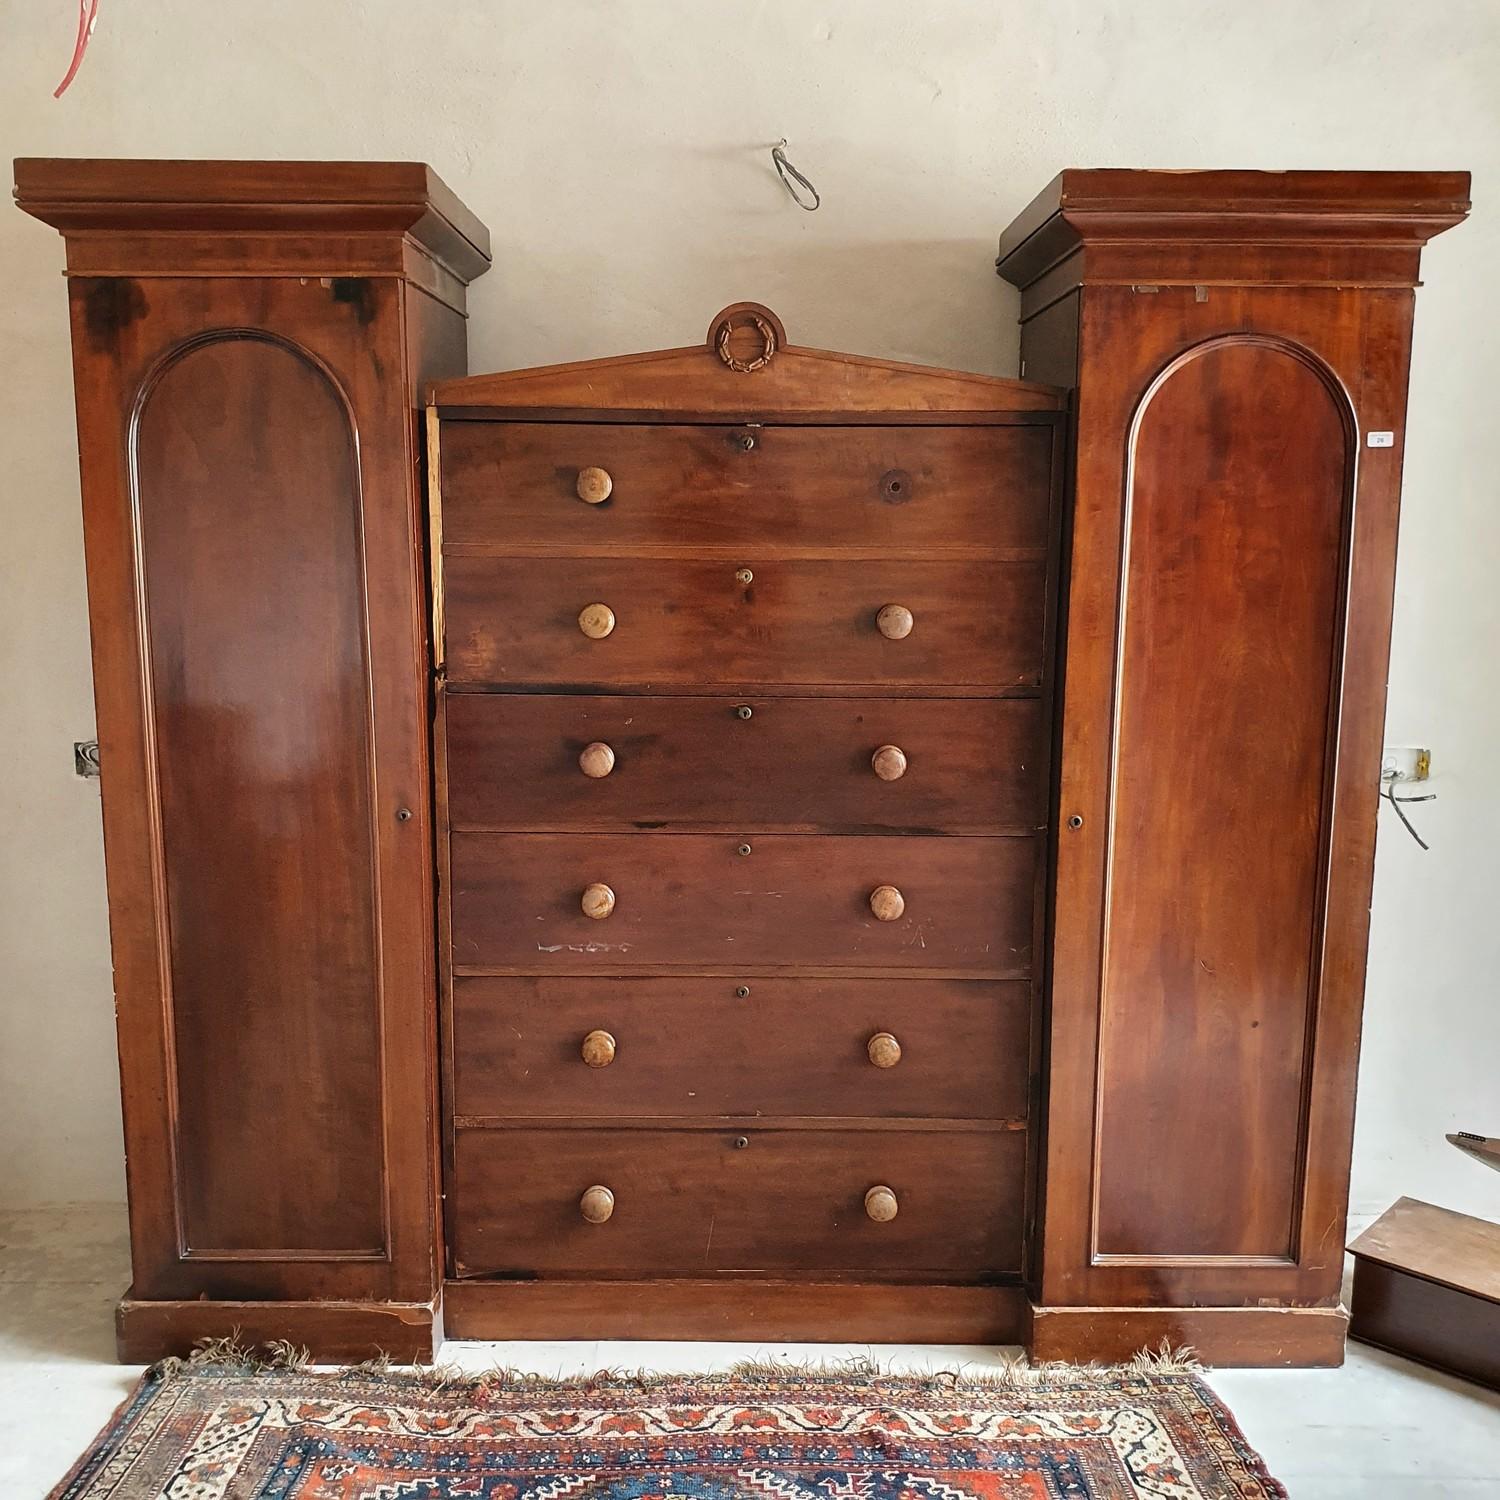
[{"xmin": 3, "ymin": 1205, "xmax": 1497, "ymax": 1498}]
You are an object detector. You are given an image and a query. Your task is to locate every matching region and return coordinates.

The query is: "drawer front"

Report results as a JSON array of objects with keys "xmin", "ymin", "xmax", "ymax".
[
  {"xmin": 451, "ymin": 976, "xmax": 1032, "ymax": 1121},
  {"xmin": 439, "ymin": 421, "xmax": 1054, "ymax": 552},
  {"xmin": 450, "ymin": 1125, "xmax": 1025, "ymax": 1277},
  {"xmin": 449, "ymin": 832, "xmax": 1036, "ymax": 975},
  {"xmin": 443, "ymin": 556, "xmax": 1045, "ymax": 689},
  {"xmin": 445, "ymin": 693, "xmax": 1045, "ymax": 834}
]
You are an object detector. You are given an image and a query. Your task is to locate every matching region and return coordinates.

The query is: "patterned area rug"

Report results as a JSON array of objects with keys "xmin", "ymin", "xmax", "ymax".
[{"xmin": 49, "ymin": 1354, "xmax": 1286, "ymax": 1499}]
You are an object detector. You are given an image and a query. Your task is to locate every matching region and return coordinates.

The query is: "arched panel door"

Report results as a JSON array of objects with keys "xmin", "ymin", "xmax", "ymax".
[
  {"xmin": 1093, "ymin": 337, "xmax": 1354, "ymax": 1263},
  {"xmin": 132, "ymin": 333, "xmax": 386, "ymax": 1258}
]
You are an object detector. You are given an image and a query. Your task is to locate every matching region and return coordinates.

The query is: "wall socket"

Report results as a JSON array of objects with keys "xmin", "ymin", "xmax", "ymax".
[{"xmin": 1381, "ymin": 746, "xmax": 1431, "ymax": 784}]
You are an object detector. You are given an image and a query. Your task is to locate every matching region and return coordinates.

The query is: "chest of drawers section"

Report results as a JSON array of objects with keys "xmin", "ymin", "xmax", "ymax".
[{"xmin": 429, "ymin": 309, "xmax": 1063, "ymax": 1335}]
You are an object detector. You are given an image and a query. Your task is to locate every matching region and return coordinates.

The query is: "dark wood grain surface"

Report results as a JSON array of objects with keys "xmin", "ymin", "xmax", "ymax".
[
  {"xmin": 1028, "ymin": 1303, "xmax": 1350, "ymax": 1369},
  {"xmin": 998, "ymin": 168, "xmax": 1471, "ymax": 298},
  {"xmin": 440, "ymin": 421, "xmax": 1052, "ymax": 551},
  {"xmin": 115, "ymin": 1297, "xmax": 441, "ymax": 1365},
  {"xmin": 444, "ymin": 692, "xmax": 1046, "ymax": 834},
  {"xmin": 26, "ymin": 159, "xmax": 1467, "ymax": 1365},
  {"xmin": 430, "ymin": 307, "xmax": 1060, "ymax": 1341},
  {"xmin": 1350, "ymin": 1260, "xmax": 1500, "ymax": 1391},
  {"xmin": 135, "ymin": 330, "xmax": 386, "ymax": 1256},
  {"xmin": 451, "ymin": 975, "xmax": 1032, "ymax": 1121},
  {"xmin": 443, "ymin": 1278, "xmax": 1025, "ymax": 1343},
  {"xmin": 12, "ymin": 157, "xmax": 490, "ymax": 268},
  {"xmin": 1093, "ymin": 337, "xmax": 1351, "ymax": 1261},
  {"xmin": 449, "ymin": 831, "xmax": 1036, "ymax": 974},
  {"xmin": 443, "ymin": 555, "xmax": 1046, "ymax": 689},
  {"xmin": 426, "ymin": 302, "xmax": 1062, "ymax": 415},
  {"xmin": 59, "ymin": 276, "xmax": 446, "ymax": 1309},
  {"xmin": 1348, "ymin": 1197, "xmax": 1500, "ymax": 1298},
  {"xmin": 451, "ymin": 1124, "xmax": 1026, "ymax": 1277},
  {"xmin": 1347, "ymin": 1197, "xmax": 1500, "ymax": 1388},
  {"xmin": 18, "ymin": 160, "xmax": 489, "ymax": 1360},
  {"xmin": 999, "ymin": 169, "xmax": 1468, "ymax": 1343}
]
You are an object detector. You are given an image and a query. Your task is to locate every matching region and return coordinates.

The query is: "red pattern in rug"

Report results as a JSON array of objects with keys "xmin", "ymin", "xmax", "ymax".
[{"xmin": 49, "ymin": 1360, "xmax": 1286, "ymax": 1499}]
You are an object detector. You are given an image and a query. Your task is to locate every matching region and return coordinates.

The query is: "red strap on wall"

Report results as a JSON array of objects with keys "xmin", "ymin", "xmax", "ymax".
[{"xmin": 54, "ymin": 0, "xmax": 100, "ymax": 98}]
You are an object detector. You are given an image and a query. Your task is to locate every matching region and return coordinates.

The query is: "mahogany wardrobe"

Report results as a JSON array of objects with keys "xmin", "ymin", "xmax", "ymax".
[{"xmin": 13, "ymin": 159, "xmax": 1468, "ymax": 1366}]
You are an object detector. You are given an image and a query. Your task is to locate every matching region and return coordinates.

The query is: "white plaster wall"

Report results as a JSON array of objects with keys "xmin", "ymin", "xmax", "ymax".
[{"xmin": 1, "ymin": 0, "xmax": 1495, "ymax": 1226}]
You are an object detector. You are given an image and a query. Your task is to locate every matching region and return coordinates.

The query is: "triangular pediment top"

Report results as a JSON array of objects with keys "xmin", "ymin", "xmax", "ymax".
[{"xmin": 428, "ymin": 303, "xmax": 1062, "ymax": 417}]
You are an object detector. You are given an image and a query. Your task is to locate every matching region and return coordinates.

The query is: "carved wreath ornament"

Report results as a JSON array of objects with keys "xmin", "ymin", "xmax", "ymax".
[{"xmin": 715, "ymin": 313, "xmax": 778, "ymax": 373}]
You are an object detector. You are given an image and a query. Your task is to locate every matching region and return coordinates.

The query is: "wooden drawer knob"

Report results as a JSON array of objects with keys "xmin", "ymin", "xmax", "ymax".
[
  {"xmin": 579, "ymin": 741, "xmax": 616, "ymax": 778},
  {"xmin": 867, "ymin": 1032, "xmax": 902, "ymax": 1068},
  {"xmin": 864, "ymin": 1185, "xmax": 899, "ymax": 1222},
  {"xmin": 871, "ymin": 744, "xmax": 907, "ymax": 781},
  {"xmin": 581, "ymin": 882, "xmax": 616, "ymax": 920},
  {"xmin": 578, "ymin": 603, "xmax": 616, "ymax": 639},
  {"xmin": 876, "ymin": 603, "xmax": 914, "ymax": 640},
  {"xmin": 576, "ymin": 466, "xmax": 613, "ymax": 504},
  {"xmin": 581, "ymin": 1029, "xmax": 617, "ymax": 1067},
  {"xmin": 580, "ymin": 1184, "xmax": 615, "ymax": 1223},
  {"xmin": 869, "ymin": 884, "xmax": 905, "ymax": 922}
]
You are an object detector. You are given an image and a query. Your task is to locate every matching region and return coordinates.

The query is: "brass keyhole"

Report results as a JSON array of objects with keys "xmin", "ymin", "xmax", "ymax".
[{"xmin": 880, "ymin": 468, "xmax": 913, "ymax": 504}]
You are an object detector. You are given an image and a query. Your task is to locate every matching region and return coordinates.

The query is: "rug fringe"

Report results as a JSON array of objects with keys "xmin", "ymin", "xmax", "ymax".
[
  {"xmin": 1125, "ymin": 1338, "xmax": 1203, "ymax": 1376},
  {"xmin": 148, "ymin": 1333, "xmax": 311, "ymax": 1381},
  {"xmin": 148, "ymin": 1339, "xmax": 1203, "ymax": 1392}
]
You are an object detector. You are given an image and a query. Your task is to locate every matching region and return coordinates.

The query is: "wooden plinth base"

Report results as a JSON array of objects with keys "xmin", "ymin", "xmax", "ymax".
[
  {"xmin": 115, "ymin": 1292, "xmax": 442, "ymax": 1364},
  {"xmin": 1027, "ymin": 1302, "xmax": 1348, "ymax": 1368},
  {"xmin": 443, "ymin": 1279, "xmax": 1025, "ymax": 1344},
  {"xmin": 113, "ymin": 1286, "xmax": 1348, "ymax": 1368}
]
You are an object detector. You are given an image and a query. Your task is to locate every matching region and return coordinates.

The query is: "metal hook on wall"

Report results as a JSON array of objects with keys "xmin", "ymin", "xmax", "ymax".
[{"xmin": 771, "ymin": 139, "xmax": 821, "ymax": 211}]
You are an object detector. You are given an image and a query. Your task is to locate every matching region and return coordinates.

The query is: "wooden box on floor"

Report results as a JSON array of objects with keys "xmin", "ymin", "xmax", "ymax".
[{"xmin": 1349, "ymin": 1198, "xmax": 1500, "ymax": 1390}]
